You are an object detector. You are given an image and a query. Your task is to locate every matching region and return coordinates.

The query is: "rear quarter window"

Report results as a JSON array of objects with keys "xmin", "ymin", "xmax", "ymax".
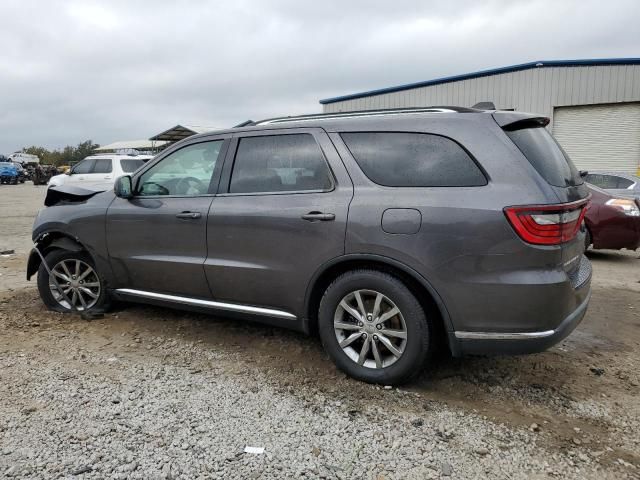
[
  {"xmin": 505, "ymin": 127, "xmax": 583, "ymax": 187},
  {"xmin": 340, "ymin": 132, "xmax": 487, "ymax": 187}
]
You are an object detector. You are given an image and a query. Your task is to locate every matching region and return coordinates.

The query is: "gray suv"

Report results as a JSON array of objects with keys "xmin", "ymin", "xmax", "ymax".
[{"xmin": 28, "ymin": 108, "xmax": 592, "ymax": 384}]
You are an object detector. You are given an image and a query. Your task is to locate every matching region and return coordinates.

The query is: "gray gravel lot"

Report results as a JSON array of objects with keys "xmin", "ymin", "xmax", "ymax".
[{"xmin": 1, "ymin": 183, "xmax": 639, "ymax": 479}]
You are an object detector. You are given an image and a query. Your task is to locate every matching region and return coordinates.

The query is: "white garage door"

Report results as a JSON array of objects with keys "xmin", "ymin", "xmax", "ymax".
[{"xmin": 552, "ymin": 102, "xmax": 640, "ymax": 174}]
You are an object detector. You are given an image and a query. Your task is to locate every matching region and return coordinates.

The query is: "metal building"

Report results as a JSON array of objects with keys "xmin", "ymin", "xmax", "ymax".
[{"xmin": 320, "ymin": 59, "xmax": 640, "ymax": 174}]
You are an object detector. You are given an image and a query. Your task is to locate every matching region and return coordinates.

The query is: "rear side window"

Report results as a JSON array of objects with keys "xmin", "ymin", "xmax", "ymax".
[
  {"xmin": 92, "ymin": 159, "xmax": 112, "ymax": 174},
  {"xmin": 340, "ymin": 132, "xmax": 486, "ymax": 187},
  {"xmin": 229, "ymin": 134, "xmax": 333, "ymax": 194},
  {"xmin": 505, "ymin": 127, "xmax": 582, "ymax": 187},
  {"xmin": 120, "ymin": 159, "xmax": 145, "ymax": 173},
  {"xmin": 586, "ymin": 174, "xmax": 635, "ymax": 189}
]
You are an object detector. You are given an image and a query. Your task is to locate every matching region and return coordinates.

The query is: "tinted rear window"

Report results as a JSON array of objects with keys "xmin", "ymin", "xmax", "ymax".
[
  {"xmin": 121, "ymin": 159, "xmax": 146, "ymax": 173},
  {"xmin": 505, "ymin": 127, "xmax": 582, "ymax": 187},
  {"xmin": 229, "ymin": 134, "xmax": 333, "ymax": 194},
  {"xmin": 340, "ymin": 132, "xmax": 486, "ymax": 187}
]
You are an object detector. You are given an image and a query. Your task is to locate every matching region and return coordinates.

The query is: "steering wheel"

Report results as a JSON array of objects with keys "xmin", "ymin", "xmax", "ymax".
[
  {"xmin": 140, "ymin": 181, "xmax": 170, "ymax": 196},
  {"xmin": 175, "ymin": 176, "xmax": 206, "ymax": 195}
]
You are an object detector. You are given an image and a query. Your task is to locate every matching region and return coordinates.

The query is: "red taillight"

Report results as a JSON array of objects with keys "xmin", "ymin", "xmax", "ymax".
[{"xmin": 504, "ymin": 197, "xmax": 590, "ymax": 245}]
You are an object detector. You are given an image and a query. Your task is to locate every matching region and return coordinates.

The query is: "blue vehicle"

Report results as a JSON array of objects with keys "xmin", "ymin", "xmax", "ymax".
[{"xmin": 0, "ymin": 162, "xmax": 19, "ymax": 184}]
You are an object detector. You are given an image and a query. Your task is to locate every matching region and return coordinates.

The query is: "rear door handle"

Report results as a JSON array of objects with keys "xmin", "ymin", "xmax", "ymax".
[
  {"xmin": 301, "ymin": 212, "xmax": 335, "ymax": 222},
  {"xmin": 176, "ymin": 211, "xmax": 202, "ymax": 219}
]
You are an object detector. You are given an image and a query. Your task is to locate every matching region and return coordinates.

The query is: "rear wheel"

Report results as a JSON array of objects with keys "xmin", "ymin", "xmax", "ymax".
[
  {"xmin": 37, "ymin": 250, "xmax": 109, "ymax": 313},
  {"xmin": 318, "ymin": 270, "xmax": 432, "ymax": 385}
]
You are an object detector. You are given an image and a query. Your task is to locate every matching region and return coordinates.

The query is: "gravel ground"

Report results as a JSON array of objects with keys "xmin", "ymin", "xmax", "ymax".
[{"xmin": 1, "ymin": 183, "xmax": 639, "ymax": 479}]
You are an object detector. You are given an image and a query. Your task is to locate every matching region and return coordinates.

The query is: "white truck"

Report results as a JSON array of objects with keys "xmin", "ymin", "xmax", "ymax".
[{"xmin": 8, "ymin": 152, "xmax": 40, "ymax": 165}]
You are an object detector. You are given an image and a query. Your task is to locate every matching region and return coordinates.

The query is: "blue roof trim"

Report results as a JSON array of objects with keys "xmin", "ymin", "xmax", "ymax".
[{"xmin": 319, "ymin": 58, "xmax": 640, "ymax": 104}]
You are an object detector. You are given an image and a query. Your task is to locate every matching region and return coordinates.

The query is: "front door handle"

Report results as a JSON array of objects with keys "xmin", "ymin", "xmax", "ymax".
[
  {"xmin": 176, "ymin": 211, "xmax": 202, "ymax": 219},
  {"xmin": 301, "ymin": 212, "xmax": 335, "ymax": 222}
]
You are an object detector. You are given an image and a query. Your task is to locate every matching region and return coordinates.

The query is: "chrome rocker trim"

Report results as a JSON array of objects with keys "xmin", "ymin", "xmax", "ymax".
[
  {"xmin": 454, "ymin": 330, "xmax": 555, "ymax": 340},
  {"xmin": 115, "ymin": 288, "xmax": 297, "ymax": 320}
]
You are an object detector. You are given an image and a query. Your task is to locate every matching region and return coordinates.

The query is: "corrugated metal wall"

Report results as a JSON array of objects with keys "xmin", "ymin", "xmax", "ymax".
[{"xmin": 322, "ymin": 64, "xmax": 640, "ymax": 131}]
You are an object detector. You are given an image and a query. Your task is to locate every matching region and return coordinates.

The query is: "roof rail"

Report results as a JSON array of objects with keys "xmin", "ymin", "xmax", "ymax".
[{"xmin": 255, "ymin": 106, "xmax": 479, "ymax": 126}]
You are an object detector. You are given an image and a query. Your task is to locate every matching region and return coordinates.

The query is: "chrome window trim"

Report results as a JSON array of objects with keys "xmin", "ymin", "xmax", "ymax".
[
  {"xmin": 115, "ymin": 288, "xmax": 297, "ymax": 320},
  {"xmin": 454, "ymin": 330, "xmax": 554, "ymax": 340}
]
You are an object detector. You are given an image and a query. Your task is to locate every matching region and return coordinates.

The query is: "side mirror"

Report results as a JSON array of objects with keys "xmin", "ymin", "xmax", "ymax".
[{"xmin": 114, "ymin": 175, "xmax": 133, "ymax": 199}]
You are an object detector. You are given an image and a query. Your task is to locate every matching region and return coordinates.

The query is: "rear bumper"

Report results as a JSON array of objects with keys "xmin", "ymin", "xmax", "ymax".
[
  {"xmin": 449, "ymin": 255, "xmax": 592, "ymax": 356},
  {"xmin": 451, "ymin": 288, "xmax": 590, "ymax": 355}
]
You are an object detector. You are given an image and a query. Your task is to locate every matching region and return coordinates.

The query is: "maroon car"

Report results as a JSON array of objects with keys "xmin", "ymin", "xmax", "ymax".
[{"xmin": 584, "ymin": 184, "xmax": 640, "ymax": 250}]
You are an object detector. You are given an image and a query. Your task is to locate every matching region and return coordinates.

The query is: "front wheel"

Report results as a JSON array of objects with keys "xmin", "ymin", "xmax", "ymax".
[
  {"xmin": 318, "ymin": 270, "xmax": 432, "ymax": 385},
  {"xmin": 37, "ymin": 250, "xmax": 109, "ymax": 313}
]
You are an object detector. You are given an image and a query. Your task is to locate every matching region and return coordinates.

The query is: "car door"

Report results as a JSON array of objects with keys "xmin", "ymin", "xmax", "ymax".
[
  {"xmin": 106, "ymin": 136, "xmax": 229, "ymax": 297},
  {"xmin": 81, "ymin": 158, "xmax": 114, "ymax": 190},
  {"xmin": 205, "ymin": 128, "xmax": 353, "ymax": 319},
  {"xmin": 65, "ymin": 158, "xmax": 95, "ymax": 185}
]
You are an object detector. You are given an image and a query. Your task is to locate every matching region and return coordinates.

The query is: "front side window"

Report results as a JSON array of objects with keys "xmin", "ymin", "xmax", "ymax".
[
  {"xmin": 137, "ymin": 141, "xmax": 223, "ymax": 196},
  {"xmin": 229, "ymin": 134, "xmax": 333, "ymax": 194},
  {"xmin": 341, "ymin": 132, "xmax": 486, "ymax": 187},
  {"xmin": 71, "ymin": 159, "xmax": 94, "ymax": 174},
  {"xmin": 92, "ymin": 159, "xmax": 113, "ymax": 174}
]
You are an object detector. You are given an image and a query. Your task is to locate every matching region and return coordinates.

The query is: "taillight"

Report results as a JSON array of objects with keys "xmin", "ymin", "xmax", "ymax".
[{"xmin": 504, "ymin": 197, "xmax": 590, "ymax": 245}]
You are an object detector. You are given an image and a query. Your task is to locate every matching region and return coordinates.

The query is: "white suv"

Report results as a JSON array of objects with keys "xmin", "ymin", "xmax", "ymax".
[{"xmin": 48, "ymin": 154, "xmax": 153, "ymax": 191}]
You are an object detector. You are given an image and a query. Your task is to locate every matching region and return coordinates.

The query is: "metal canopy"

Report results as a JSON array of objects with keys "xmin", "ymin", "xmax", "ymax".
[
  {"xmin": 149, "ymin": 124, "xmax": 217, "ymax": 142},
  {"xmin": 94, "ymin": 139, "xmax": 169, "ymax": 151}
]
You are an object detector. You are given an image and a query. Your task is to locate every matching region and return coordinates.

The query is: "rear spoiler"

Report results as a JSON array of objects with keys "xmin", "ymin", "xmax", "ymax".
[{"xmin": 492, "ymin": 111, "xmax": 550, "ymax": 130}]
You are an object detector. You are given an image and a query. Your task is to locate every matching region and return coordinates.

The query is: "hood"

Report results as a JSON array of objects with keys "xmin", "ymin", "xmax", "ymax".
[{"xmin": 44, "ymin": 184, "xmax": 106, "ymax": 207}]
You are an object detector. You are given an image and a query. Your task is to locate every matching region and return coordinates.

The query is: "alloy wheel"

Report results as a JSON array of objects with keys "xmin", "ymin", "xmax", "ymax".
[
  {"xmin": 48, "ymin": 259, "xmax": 101, "ymax": 311},
  {"xmin": 333, "ymin": 289, "xmax": 407, "ymax": 369}
]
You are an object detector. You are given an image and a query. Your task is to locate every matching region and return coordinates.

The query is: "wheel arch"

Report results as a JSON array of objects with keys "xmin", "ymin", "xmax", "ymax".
[
  {"xmin": 27, "ymin": 231, "xmax": 90, "ymax": 280},
  {"xmin": 303, "ymin": 254, "xmax": 458, "ymax": 355}
]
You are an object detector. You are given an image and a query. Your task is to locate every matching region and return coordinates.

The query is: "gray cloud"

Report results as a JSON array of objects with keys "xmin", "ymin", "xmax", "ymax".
[{"xmin": 0, "ymin": 0, "xmax": 638, "ymax": 153}]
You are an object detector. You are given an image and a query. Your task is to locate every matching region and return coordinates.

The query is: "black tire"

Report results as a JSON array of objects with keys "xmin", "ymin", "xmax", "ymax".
[
  {"xmin": 584, "ymin": 228, "xmax": 592, "ymax": 251},
  {"xmin": 318, "ymin": 269, "xmax": 432, "ymax": 385},
  {"xmin": 37, "ymin": 249, "xmax": 110, "ymax": 313}
]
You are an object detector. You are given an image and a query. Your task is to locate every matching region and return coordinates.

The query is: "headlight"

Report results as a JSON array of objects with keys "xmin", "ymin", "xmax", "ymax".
[{"xmin": 605, "ymin": 198, "xmax": 640, "ymax": 217}]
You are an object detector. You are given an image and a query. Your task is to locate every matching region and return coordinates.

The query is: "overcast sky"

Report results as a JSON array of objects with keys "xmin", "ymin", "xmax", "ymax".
[{"xmin": 0, "ymin": 0, "xmax": 638, "ymax": 154}]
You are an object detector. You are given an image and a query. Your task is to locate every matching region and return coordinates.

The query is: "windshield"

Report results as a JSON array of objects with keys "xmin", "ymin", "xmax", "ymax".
[{"xmin": 506, "ymin": 126, "xmax": 583, "ymax": 187}]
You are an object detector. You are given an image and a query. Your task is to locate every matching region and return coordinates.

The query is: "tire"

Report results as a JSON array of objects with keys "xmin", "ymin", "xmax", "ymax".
[
  {"xmin": 37, "ymin": 249, "xmax": 110, "ymax": 313},
  {"xmin": 584, "ymin": 228, "xmax": 592, "ymax": 251},
  {"xmin": 318, "ymin": 269, "xmax": 432, "ymax": 385}
]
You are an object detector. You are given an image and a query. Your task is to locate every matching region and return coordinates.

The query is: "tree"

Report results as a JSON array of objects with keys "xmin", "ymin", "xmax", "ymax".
[{"xmin": 21, "ymin": 140, "xmax": 100, "ymax": 166}]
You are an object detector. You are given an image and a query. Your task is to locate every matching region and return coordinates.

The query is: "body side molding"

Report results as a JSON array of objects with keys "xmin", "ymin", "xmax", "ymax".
[{"xmin": 115, "ymin": 288, "xmax": 297, "ymax": 320}]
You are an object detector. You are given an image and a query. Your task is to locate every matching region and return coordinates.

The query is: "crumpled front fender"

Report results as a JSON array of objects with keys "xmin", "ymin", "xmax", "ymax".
[{"xmin": 26, "ymin": 234, "xmax": 84, "ymax": 280}]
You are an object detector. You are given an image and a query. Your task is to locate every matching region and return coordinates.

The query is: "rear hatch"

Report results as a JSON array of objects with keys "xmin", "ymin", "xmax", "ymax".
[{"xmin": 494, "ymin": 113, "xmax": 590, "ymax": 278}]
